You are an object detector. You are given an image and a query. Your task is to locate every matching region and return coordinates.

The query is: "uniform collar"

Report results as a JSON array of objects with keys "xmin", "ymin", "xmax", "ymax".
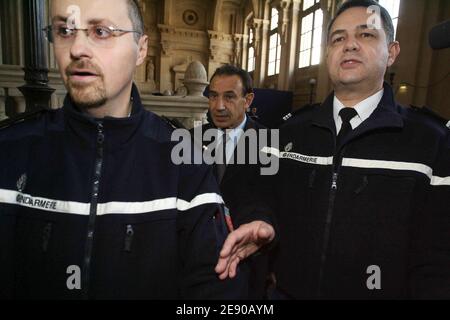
[
  {"xmin": 63, "ymin": 83, "xmax": 145, "ymax": 149},
  {"xmin": 333, "ymin": 89, "xmax": 384, "ymax": 132},
  {"xmin": 312, "ymin": 82, "xmax": 404, "ymax": 137}
]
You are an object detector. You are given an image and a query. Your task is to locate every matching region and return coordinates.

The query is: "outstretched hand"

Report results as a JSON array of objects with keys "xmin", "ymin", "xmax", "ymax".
[{"xmin": 215, "ymin": 220, "xmax": 275, "ymax": 280}]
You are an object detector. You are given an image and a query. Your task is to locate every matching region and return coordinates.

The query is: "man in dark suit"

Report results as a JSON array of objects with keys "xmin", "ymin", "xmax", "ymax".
[{"xmin": 193, "ymin": 65, "xmax": 275, "ymax": 298}]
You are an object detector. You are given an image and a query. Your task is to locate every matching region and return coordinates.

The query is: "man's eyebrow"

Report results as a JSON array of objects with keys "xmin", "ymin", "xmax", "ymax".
[
  {"xmin": 86, "ymin": 18, "xmax": 117, "ymax": 26},
  {"xmin": 208, "ymin": 90, "xmax": 237, "ymax": 95},
  {"xmin": 330, "ymin": 24, "xmax": 379, "ymax": 38},
  {"xmin": 357, "ymin": 24, "xmax": 380, "ymax": 32},
  {"xmin": 52, "ymin": 15, "xmax": 68, "ymax": 23},
  {"xmin": 329, "ymin": 29, "xmax": 346, "ymax": 39}
]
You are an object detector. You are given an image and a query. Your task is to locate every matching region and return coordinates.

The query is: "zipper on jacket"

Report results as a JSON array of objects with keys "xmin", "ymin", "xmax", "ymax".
[
  {"xmin": 81, "ymin": 122, "xmax": 105, "ymax": 299},
  {"xmin": 42, "ymin": 222, "xmax": 53, "ymax": 253},
  {"xmin": 317, "ymin": 142, "xmax": 346, "ymax": 298},
  {"xmin": 124, "ymin": 225, "xmax": 135, "ymax": 252}
]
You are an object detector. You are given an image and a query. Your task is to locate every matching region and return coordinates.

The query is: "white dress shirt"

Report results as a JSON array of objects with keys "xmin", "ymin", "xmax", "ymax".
[
  {"xmin": 334, "ymin": 89, "xmax": 384, "ymax": 134},
  {"xmin": 218, "ymin": 115, "xmax": 247, "ymax": 164}
]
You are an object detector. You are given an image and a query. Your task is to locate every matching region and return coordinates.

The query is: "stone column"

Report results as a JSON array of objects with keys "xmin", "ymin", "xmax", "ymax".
[
  {"xmin": 18, "ymin": 0, "xmax": 55, "ymax": 113},
  {"xmin": 207, "ymin": 31, "xmax": 232, "ymax": 79},
  {"xmin": 316, "ymin": 0, "xmax": 334, "ymax": 102},
  {"xmin": 0, "ymin": 88, "xmax": 5, "ymax": 121},
  {"xmin": 278, "ymin": 0, "xmax": 300, "ymax": 91},
  {"xmin": 252, "ymin": 18, "xmax": 270, "ymax": 87},
  {"xmin": 158, "ymin": 25, "xmax": 175, "ymax": 93},
  {"xmin": 241, "ymin": 34, "xmax": 249, "ymax": 70},
  {"xmin": 233, "ymin": 34, "xmax": 244, "ymax": 67},
  {"xmin": 207, "ymin": 32, "xmax": 221, "ymax": 77},
  {"xmin": 0, "ymin": 13, "xmax": 3, "ymax": 65}
]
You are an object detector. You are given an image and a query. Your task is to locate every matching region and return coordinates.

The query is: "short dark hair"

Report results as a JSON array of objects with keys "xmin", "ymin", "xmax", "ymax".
[
  {"xmin": 327, "ymin": 0, "xmax": 395, "ymax": 44},
  {"xmin": 210, "ymin": 65, "xmax": 254, "ymax": 97},
  {"xmin": 127, "ymin": 0, "xmax": 144, "ymax": 42}
]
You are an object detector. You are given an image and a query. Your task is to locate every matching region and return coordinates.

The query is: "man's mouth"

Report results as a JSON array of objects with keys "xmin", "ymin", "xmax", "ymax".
[
  {"xmin": 341, "ymin": 59, "xmax": 362, "ymax": 68},
  {"xmin": 214, "ymin": 114, "xmax": 230, "ymax": 120},
  {"xmin": 68, "ymin": 70, "xmax": 100, "ymax": 82}
]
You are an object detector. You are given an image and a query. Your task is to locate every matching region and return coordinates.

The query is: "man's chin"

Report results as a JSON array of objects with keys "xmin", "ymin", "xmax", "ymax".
[
  {"xmin": 69, "ymin": 89, "xmax": 107, "ymax": 109},
  {"xmin": 336, "ymin": 76, "xmax": 366, "ymax": 87},
  {"xmin": 72, "ymin": 97, "xmax": 107, "ymax": 110},
  {"xmin": 67, "ymin": 84, "xmax": 107, "ymax": 110}
]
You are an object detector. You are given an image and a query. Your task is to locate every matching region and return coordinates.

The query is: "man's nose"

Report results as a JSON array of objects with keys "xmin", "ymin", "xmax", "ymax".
[
  {"xmin": 343, "ymin": 36, "xmax": 360, "ymax": 52},
  {"xmin": 70, "ymin": 31, "xmax": 94, "ymax": 59},
  {"xmin": 214, "ymin": 96, "xmax": 226, "ymax": 111}
]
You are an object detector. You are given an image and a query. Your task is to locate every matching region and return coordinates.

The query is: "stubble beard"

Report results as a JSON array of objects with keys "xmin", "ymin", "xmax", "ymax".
[
  {"xmin": 67, "ymin": 79, "xmax": 107, "ymax": 110},
  {"xmin": 65, "ymin": 60, "xmax": 107, "ymax": 110}
]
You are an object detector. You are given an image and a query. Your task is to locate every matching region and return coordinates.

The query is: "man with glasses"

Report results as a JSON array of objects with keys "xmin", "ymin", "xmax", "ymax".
[{"xmin": 0, "ymin": 0, "xmax": 247, "ymax": 299}]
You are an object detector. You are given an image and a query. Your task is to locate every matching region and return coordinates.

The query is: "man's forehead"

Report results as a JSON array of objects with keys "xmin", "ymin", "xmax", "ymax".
[
  {"xmin": 51, "ymin": 0, "xmax": 129, "ymax": 23},
  {"xmin": 211, "ymin": 75, "xmax": 243, "ymax": 90},
  {"xmin": 331, "ymin": 7, "xmax": 381, "ymax": 32}
]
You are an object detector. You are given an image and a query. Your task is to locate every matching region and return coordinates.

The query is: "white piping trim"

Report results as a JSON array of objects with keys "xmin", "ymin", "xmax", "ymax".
[
  {"xmin": 261, "ymin": 147, "xmax": 450, "ymax": 186},
  {"xmin": 430, "ymin": 176, "xmax": 450, "ymax": 187},
  {"xmin": 342, "ymin": 158, "xmax": 433, "ymax": 178},
  {"xmin": 261, "ymin": 147, "xmax": 334, "ymax": 166},
  {"xmin": 0, "ymin": 189, "xmax": 224, "ymax": 215},
  {"xmin": 342, "ymin": 158, "xmax": 450, "ymax": 186}
]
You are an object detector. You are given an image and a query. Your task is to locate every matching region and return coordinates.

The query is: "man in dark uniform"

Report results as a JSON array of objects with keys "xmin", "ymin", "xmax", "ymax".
[
  {"xmin": 192, "ymin": 65, "xmax": 275, "ymax": 298},
  {"xmin": 218, "ymin": 0, "xmax": 450, "ymax": 299},
  {"xmin": 0, "ymin": 0, "xmax": 247, "ymax": 299}
]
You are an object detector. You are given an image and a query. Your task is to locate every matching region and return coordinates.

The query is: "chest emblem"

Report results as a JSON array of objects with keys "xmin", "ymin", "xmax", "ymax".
[
  {"xmin": 17, "ymin": 174, "xmax": 27, "ymax": 193},
  {"xmin": 284, "ymin": 142, "xmax": 293, "ymax": 152}
]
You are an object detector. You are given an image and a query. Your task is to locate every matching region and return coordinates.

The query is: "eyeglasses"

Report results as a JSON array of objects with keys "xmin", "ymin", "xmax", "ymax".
[{"xmin": 42, "ymin": 24, "xmax": 142, "ymax": 48}]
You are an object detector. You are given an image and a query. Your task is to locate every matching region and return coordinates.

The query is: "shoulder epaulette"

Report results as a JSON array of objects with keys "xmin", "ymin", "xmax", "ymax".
[
  {"xmin": 280, "ymin": 103, "xmax": 319, "ymax": 125},
  {"xmin": 410, "ymin": 105, "xmax": 450, "ymax": 129},
  {"xmin": 0, "ymin": 108, "xmax": 49, "ymax": 130}
]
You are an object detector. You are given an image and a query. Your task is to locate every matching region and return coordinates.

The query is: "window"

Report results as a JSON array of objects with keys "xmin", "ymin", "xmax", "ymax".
[
  {"xmin": 247, "ymin": 28, "xmax": 255, "ymax": 72},
  {"xmin": 298, "ymin": 1, "xmax": 323, "ymax": 69},
  {"xmin": 377, "ymin": 0, "xmax": 401, "ymax": 40},
  {"xmin": 268, "ymin": 8, "xmax": 281, "ymax": 76},
  {"xmin": 302, "ymin": 0, "xmax": 317, "ymax": 11}
]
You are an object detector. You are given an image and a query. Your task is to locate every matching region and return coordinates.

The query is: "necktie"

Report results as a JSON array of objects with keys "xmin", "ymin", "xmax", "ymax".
[
  {"xmin": 337, "ymin": 108, "xmax": 357, "ymax": 147},
  {"xmin": 215, "ymin": 132, "xmax": 230, "ymax": 184}
]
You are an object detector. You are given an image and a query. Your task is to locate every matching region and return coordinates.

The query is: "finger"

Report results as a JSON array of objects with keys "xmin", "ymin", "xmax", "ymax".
[
  {"xmin": 222, "ymin": 245, "xmax": 248, "ymax": 279},
  {"xmin": 228, "ymin": 256, "xmax": 241, "ymax": 279},
  {"xmin": 218, "ymin": 257, "xmax": 233, "ymax": 280},
  {"xmin": 219, "ymin": 228, "xmax": 246, "ymax": 257},
  {"xmin": 257, "ymin": 224, "xmax": 275, "ymax": 242},
  {"xmin": 215, "ymin": 256, "xmax": 228, "ymax": 274},
  {"xmin": 216, "ymin": 242, "xmax": 241, "ymax": 275}
]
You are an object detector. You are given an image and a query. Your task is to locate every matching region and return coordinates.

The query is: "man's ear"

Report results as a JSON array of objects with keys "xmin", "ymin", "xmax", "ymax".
[
  {"xmin": 245, "ymin": 93, "xmax": 255, "ymax": 108},
  {"xmin": 387, "ymin": 41, "xmax": 400, "ymax": 67},
  {"xmin": 136, "ymin": 35, "xmax": 148, "ymax": 66}
]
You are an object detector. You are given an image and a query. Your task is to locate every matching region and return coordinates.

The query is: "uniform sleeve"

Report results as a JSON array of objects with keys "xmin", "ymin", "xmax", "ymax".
[
  {"xmin": 410, "ymin": 130, "xmax": 450, "ymax": 299},
  {"xmin": 176, "ymin": 162, "xmax": 249, "ymax": 300}
]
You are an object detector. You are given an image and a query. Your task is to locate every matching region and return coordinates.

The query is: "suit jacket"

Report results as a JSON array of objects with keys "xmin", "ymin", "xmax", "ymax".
[{"xmin": 192, "ymin": 117, "xmax": 272, "ymax": 299}]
